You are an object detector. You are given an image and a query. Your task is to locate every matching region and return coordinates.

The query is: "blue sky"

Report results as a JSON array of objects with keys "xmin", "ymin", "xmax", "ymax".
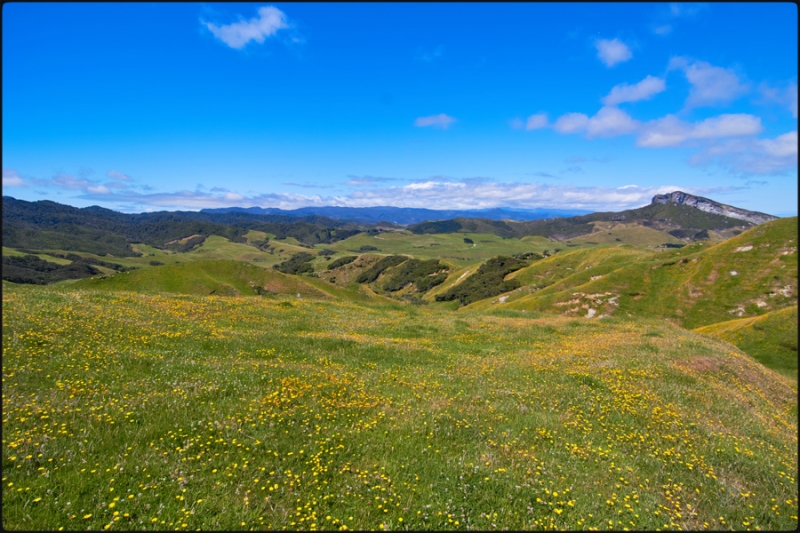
[{"xmin": 3, "ymin": 2, "xmax": 797, "ymax": 215}]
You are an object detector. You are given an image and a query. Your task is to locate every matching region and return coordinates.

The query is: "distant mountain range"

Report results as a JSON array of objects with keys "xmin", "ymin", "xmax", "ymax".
[
  {"xmin": 1, "ymin": 192, "xmax": 780, "ymax": 260},
  {"xmin": 200, "ymin": 205, "xmax": 593, "ymax": 225}
]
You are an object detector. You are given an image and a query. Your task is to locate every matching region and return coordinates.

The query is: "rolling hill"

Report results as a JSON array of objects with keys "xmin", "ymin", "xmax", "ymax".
[
  {"xmin": 407, "ymin": 191, "xmax": 770, "ymax": 243},
  {"xmin": 473, "ymin": 217, "xmax": 797, "ymax": 329}
]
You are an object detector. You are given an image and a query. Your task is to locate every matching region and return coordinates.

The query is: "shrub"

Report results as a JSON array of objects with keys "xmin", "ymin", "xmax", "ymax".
[
  {"xmin": 328, "ymin": 256, "xmax": 358, "ymax": 270},
  {"xmin": 273, "ymin": 252, "xmax": 315, "ymax": 275},
  {"xmin": 435, "ymin": 256, "xmax": 528, "ymax": 306},
  {"xmin": 355, "ymin": 255, "xmax": 407, "ymax": 283},
  {"xmin": 381, "ymin": 259, "xmax": 450, "ymax": 293},
  {"xmin": 2, "ymin": 254, "xmax": 99, "ymax": 284}
]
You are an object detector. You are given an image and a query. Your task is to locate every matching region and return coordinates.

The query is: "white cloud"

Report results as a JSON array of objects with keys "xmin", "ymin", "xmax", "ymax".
[
  {"xmin": 554, "ymin": 107, "xmax": 639, "ymax": 138},
  {"xmin": 525, "ymin": 113, "xmax": 548, "ymax": 130},
  {"xmin": 669, "ymin": 3, "xmax": 706, "ymax": 18},
  {"xmin": 637, "ymin": 113, "xmax": 762, "ymax": 147},
  {"xmin": 687, "ymin": 131, "xmax": 797, "ymax": 175},
  {"xmin": 553, "ymin": 112, "xmax": 589, "ymax": 134},
  {"xmin": 414, "ymin": 113, "xmax": 457, "ymax": 129},
  {"xmin": 602, "ymin": 75, "xmax": 666, "ymax": 105},
  {"xmin": 345, "ymin": 175, "xmax": 398, "ymax": 187},
  {"xmin": 669, "ymin": 57, "xmax": 749, "ymax": 108},
  {"xmin": 107, "ymin": 170, "xmax": 132, "ymax": 181},
  {"xmin": 87, "ymin": 185, "xmax": 110, "ymax": 194},
  {"xmin": 3, "ymin": 168, "xmax": 27, "ymax": 187},
  {"xmin": 52, "ymin": 173, "xmax": 94, "ymax": 190},
  {"xmin": 691, "ymin": 114, "xmax": 763, "ymax": 139},
  {"xmin": 653, "ymin": 24, "xmax": 672, "ymax": 35},
  {"xmin": 342, "ymin": 181, "xmax": 693, "ymax": 211},
  {"xmin": 70, "ymin": 178, "xmax": 719, "ymax": 213},
  {"xmin": 652, "ymin": 3, "xmax": 706, "ymax": 35},
  {"xmin": 595, "ymin": 38, "xmax": 632, "ymax": 67},
  {"xmin": 586, "ymin": 106, "xmax": 640, "ymax": 138},
  {"xmin": 204, "ymin": 6, "xmax": 288, "ymax": 50},
  {"xmin": 761, "ymin": 130, "xmax": 798, "ymax": 158},
  {"xmin": 759, "ymin": 82, "xmax": 798, "ymax": 118},
  {"xmin": 635, "ymin": 115, "xmax": 690, "ymax": 147}
]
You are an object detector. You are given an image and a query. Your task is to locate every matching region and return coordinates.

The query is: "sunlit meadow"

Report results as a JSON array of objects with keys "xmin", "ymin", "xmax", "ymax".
[{"xmin": 2, "ymin": 284, "xmax": 797, "ymax": 530}]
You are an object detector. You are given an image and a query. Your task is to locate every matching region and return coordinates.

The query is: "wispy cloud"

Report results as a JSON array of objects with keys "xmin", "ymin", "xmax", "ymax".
[
  {"xmin": 564, "ymin": 156, "xmax": 611, "ymax": 164},
  {"xmin": 414, "ymin": 113, "xmax": 457, "ymax": 129},
  {"xmin": 51, "ymin": 172, "xmax": 96, "ymax": 191},
  {"xmin": 637, "ymin": 113, "xmax": 763, "ymax": 148},
  {"xmin": 203, "ymin": 6, "xmax": 289, "ymax": 50},
  {"xmin": 529, "ymin": 171, "xmax": 557, "ymax": 178},
  {"xmin": 3, "ymin": 169, "xmax": 29, "ymax": 187},
  {"xmin": 62, "ymin": 177, "xmax": 726, "ymax": 213},
  {"xmin": 688, "ymin": 131, "xmax": 798, "ymax": 175},
  {"xmin": 653, "ymin": 25, "xmax": 673, "ymax": 36},
  {"xmin": 602, "ymin": 75, "xmax": 666, "ymax": 106},
  {"xmin": 345, "ymin": 175, "xmax": 399, "ymax": 187},
  {"xmin": 525, "ymin": 113, "xmax": 548, "ymax": 130},
  {"xmin": 282, "ymin": 182, "xmax": 335, "ymax": 189},
  {"xmin": 758, "ymin": 81, "xmax": 798, "ymax": 118},
  {"xmin": 668, "ymin": 57, "xmax": 749, "ymax": 108},
  {"xmin": 107, "ymin": 170, "xmax": 132, "ymax": 182},
  {"xmin": 651, "ymin": 2, "xmax": 708, "ymax": 35},
  {"xmin": 595, "ymin": 38, "xmax": 632, "ymax": 67},
  {"xmin": 554, "ymin": 106, "xmax": 640, "ymax": 138}
]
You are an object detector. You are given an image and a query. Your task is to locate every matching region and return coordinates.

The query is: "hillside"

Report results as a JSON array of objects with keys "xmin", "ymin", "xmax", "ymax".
[
  {"xmin": 407, "ymin": 192, "xmax": 767, "ymax": 242},
  {"xmin": 2, "ymin": 284, "xmax": 797, "ymax": 530},
  {"xmin": 478, "ymin": 217, "xmax": 797, "ymax": 330},
  {"xmin": 1, "ymin": 196, "xmax": 365, "ymax": 257},
  {"xmin": 694, "ymin": 306, "xmax": 798, "ymax": 378},
  {"xmin": 73, "ymin": 259, "xmax": 332, "ymax": 299}
]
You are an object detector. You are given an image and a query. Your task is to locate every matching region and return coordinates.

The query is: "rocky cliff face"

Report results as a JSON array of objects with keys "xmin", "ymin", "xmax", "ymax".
[{"xmin": 652, "ymin": 191, "xmax": 778, "ymax": 225}]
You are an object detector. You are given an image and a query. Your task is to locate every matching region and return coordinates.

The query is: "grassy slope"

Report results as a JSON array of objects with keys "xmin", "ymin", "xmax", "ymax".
[
  {"xmin": 72, "ymin": 259, "xmax": 331, "ymax": 299},
  {"xmin": 491, "ymin": 218, "xmax": 797, "ymax": 329},
  {"xmin": 566, "ymin": 221, "xmax": 685, "ymax": 247},
  {"xmin": 328, "ymin": 231, "xmax": 544, "ymax": 268},
  {"xmin": 694, "ymin": 306, "xmax": 798, "ymax": 379},
  {"xmin": 2, "ymin": 285, "xmax": 796, "ymax": 531}
]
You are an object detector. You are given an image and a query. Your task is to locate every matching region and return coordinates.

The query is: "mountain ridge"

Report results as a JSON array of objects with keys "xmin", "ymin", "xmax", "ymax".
[
  {"xmin": 653, "ymin": 191, "xmax": 777, "ymax": 224},
  {"xmin": 200, "ymin": 205, "xmax": 593, "ymax": 225}
]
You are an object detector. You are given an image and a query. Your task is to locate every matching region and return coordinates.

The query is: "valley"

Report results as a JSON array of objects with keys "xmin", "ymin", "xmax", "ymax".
[{"xmin": 2, "ymin": 192, "xmax": 797, "ymax": 530}]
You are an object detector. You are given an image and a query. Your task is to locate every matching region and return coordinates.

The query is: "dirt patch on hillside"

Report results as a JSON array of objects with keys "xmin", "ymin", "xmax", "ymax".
[{"xmin": 678, "ymin": 356, "xmax": 722, "ymax": 373}]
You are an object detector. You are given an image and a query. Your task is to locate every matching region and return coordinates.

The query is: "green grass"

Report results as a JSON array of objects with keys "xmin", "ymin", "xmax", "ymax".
[
  {"xmin": 489, "ymin": 218, "xmax": 798, "ymax": 330},
  {"xmin": 328, "ymin": 232, "xmax": 545, "ymax": 268},
  {"xmin": 2, "ymin": 284, "xmax": 797, "ymax": 531},
  {"xmin": 694, "ymin": 306, "xmax": 798, "ymax": 379},
  {"xmin": 565, "ymin": 222, "xmax": 685, "ymax": 247},
  {"xmin": 71, "ymin": 259, "xmax": 331, "ymax": 299}
]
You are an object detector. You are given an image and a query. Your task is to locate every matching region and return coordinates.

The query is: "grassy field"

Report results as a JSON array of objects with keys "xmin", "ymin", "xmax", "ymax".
[
  {"xmin": 563, "ymin": 222, "xmax": 685, "ymax": 248},
  {"xmin": 328, "ymin": 232, "xmax": 545, "ymax": 268},
  {"xmin": 485, "ymin": 218, "xmax": 798, "ymax": 331},
  {"xmin": 694, "ymin": 306, "xmax": 798, "ymax": 379},
  {"xmin": 2, "ymin": 284, "xmax": 797, "ymax": 531}
]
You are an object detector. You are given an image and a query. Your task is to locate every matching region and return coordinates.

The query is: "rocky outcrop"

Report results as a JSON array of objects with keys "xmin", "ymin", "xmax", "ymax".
[{"xmin": 652, "ymin": 191, "xmax": 778, "ymax": 225}]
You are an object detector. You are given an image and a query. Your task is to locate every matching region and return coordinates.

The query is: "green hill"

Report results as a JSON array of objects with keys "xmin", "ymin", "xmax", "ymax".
[
  {"xmin": 407, "ymin": 199, "xmax": 759, "ymax": 242},
  {"xmin": 482, "ymin": 217, "xmax": 797, "ymax": 331},
  {"xmin": 2, "ymin": 284, "xmax": 796, "ymax": 530},
  {"xmin": 73, "ymin": 259, "xmax": 331, "ymax": 299},
  {"xmin": 694, "ymin": 306, "xmax": 798, "ymax": 378}
]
